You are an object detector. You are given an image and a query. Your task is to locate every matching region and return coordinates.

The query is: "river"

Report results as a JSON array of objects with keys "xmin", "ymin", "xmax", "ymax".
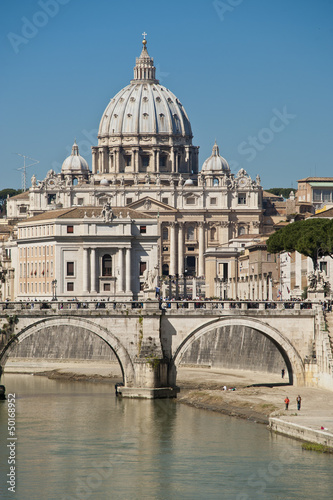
[{"xmin": 0, "ymin": 374, "xmax": 332, "ymax": 500}]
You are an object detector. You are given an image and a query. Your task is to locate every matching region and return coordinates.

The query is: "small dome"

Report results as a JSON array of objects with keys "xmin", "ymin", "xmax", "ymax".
[
  {"xmin": 61, "ymin": 141, "xmax": 89, "ymax": 174},
  {"xmin": 100, "ymin": 177, "xmax": 109, "ymax": 186},
  {"xmin": 201, "ymin": 141, "xmax": 230, "ymax": 173},
  {"xmin": 184, "ymin": 178, "xmax": 194, "ymax": 186}
]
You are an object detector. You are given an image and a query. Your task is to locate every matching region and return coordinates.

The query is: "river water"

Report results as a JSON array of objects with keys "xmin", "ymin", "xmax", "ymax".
[{"xmin": 0, "ymin": 374, "xmax": 332, "ymax": 500}]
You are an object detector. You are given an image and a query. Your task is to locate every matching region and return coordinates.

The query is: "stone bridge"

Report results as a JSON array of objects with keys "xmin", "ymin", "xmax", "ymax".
[{"xmin": 0, "ymin": 300, "xmax": 332, "ymax": 397}]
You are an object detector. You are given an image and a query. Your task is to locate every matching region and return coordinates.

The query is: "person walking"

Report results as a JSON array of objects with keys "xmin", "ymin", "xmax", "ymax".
[
  {"xmin": 281, "ymin": 368, "xmax": 285, "ymax": 379},
  {"xmin": 284, "ymin": 396, "xmax": 290, "ymax": 410},
  {"xmin": 296, "ymin": 395, "xmax": 301, "ymax": 410}
]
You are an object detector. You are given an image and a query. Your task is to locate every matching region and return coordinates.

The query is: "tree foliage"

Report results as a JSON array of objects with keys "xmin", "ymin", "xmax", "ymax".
[
  {"xmin": 267, "ymin": 218, "xmax": 333, "ymax": 270},
  {"xmin": 0, "ymin": 188, "xmax": 22, "ymax": 217},
  {"xmin": 265, "ymin": 188, "xmax": 294, "ymax": 199}
]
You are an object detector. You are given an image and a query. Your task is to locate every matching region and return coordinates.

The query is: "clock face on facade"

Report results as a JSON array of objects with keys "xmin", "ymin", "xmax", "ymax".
[
  {"xmin": 48, "ymin": 179, "xmax": 56, "ymax": 187},
  {"xmin": 238, "ymin": 177, "xmax": 247, "ymax": 188}
]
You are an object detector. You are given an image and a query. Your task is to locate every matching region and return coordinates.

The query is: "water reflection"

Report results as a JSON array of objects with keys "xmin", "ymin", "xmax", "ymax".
[{"xmin": 0, "ymin": 374, "xmax": 332, "ymax": 500}]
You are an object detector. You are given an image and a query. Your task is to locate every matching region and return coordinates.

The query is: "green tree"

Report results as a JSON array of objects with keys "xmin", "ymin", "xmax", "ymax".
[
  {"xmin": 265, "ymin": 188, "xmax": 294, "ymax": 199},
  {"xmin": 0, "ymin": 188, "xmax": 22, "ymax": 217},
  {"xmin": 267, "ymin": 218, "xmax": 333, "ymax": 270}
]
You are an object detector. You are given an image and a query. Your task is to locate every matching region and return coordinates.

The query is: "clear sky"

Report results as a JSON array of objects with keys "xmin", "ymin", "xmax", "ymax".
[{"xmin": 1, "ymin": 0, "xmax": 332, "ymax": 190}]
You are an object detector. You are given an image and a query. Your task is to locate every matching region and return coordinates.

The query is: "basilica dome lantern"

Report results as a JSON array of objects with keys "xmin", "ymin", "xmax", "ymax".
[{"xmin": 93, "ymin": 35, "xmax": 199, "ymax": 184}]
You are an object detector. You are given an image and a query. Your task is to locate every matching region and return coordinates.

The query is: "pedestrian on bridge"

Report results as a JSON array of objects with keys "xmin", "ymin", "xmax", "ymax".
[
  {"xmin": 296, "ymin": 395, "xmax": 302, "ymax": 410},
  {"xmin": 284, "ymin": 396, "xmax": 290, "ymax": 410}
]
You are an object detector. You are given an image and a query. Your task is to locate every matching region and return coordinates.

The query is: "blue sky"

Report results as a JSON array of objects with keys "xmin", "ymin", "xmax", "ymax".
[{"xmin": 1, "ymin": 0, "xmax": 332, "ymax": 190}]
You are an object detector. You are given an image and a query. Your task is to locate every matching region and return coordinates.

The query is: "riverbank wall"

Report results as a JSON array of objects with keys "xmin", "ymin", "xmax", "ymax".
[{"xmin": 269, "ymin": 417, "xmax": 333, "ymax": 448}]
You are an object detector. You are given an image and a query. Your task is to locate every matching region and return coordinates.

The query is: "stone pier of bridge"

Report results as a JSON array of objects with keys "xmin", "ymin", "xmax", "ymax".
[{"xmin": 0, "ymin": 300, "xmax": 332, "ymax": 397}]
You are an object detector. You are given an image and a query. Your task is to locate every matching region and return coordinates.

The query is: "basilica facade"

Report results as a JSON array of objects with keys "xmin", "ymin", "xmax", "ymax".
[{"xmin": 5, "ymin": 37, "xmax": 264, "ymax": 300}]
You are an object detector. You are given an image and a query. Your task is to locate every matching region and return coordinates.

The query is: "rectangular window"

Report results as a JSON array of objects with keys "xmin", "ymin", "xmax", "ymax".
[
  {"xmin": 126, "ymin": 198, "xmax": 133, "ymax": 205},
  {"xmin": 67, "ymin": 262, "xmax": 74, "ymax": 276},
  {"xmin": 210, "ymin": 198, "xmax": 217, "ymax": 205},
  {"xmin": 140, "ymin": 226, "xmax": 147, "ymax": 234},
  {"xmin": 77, "ymin": 198, "xmax": 84, "ymax": 206},
  {"xmin": 162, "ymin": 198, "xmax": 169, "ymax": 205},
  {"xmin": 323, "ymin": 190, "xmax": 331, "ymax": 203},
  {"xmin": 187, "ymin": 246, "xmax": 195, "ymax": 252},
  {"xmin": 139, "ymin": 262, "xmax": 147, "ymax": 276},
  {"xmin": 320, "ymin": 261, "xmax": 328, "ymax": 275},
  {"xmin": 186, "ymin": 197, "xmax": 196, "ymax": 205},
  {"xmin": 47, "ymin": 194, "xmax": 56, "ymax": 205},
  {"xmin": 19, "ymin": 206, "xmax": 27, "ymax": 214},
  {"xmin": 67, "ymin": 226, "xmax": 74, "ymax": 234},
  {"xmin": 67, "ymin": 282, "xmax": 74, "ymax": 292},
  {"xmin": 103, "ymin": 283, "xmax": 111, "ymax": 292},
  {"xmin": 162, "ymin": 246, "xmax": 168, "ymax": 252},
  {"xmin": 159, "ymin": 156, "xmax": 167, "ymax": 168},
  {"xmin": 313, "ymin": 189, "xmax": 321, "ymax": 202},
  {"xmin": 125, "ymin": 155, "xmax": 131, "ymax": 166},
  {"xmin": 142, "ymin": 155, "xmax": 149, "ymax": 168},
  {"xmin": 238, "ymin": 193, "xmax": 246, "ymax": 205}
]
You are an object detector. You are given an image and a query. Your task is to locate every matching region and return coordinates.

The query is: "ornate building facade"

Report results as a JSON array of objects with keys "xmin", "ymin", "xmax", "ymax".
[{"xmin": 5, "ymin": 37, "xmax": 264, "ymax": 299}]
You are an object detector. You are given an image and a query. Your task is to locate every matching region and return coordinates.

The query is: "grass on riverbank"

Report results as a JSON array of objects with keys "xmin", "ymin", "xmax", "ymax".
[{"xmin": 301, "ymin": 442, "xmax": 333, "ymax": 453}]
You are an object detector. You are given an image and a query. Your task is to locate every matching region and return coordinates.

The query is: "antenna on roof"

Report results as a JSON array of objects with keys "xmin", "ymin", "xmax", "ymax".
[{"xmin": 14, "ymin": 153, "xmax": 40, "ymax": 191}]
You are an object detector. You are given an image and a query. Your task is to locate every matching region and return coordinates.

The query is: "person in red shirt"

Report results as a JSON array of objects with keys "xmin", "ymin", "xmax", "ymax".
[{"xmin": 284, "ymin": 397, "xmax": 290, "ymax": 410}]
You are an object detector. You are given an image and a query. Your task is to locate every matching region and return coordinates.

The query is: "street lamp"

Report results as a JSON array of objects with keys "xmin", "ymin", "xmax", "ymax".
[{"xmin": 51, "ymin": 279, "xmax": 57, "ymax": 301}]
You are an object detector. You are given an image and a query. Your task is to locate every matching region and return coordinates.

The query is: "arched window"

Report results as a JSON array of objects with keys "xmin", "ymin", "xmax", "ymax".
[
  {"xmin": 238, "ymin": 226, "xmax": 246, "ymax": 236},
  {"xmin": 163, "ymin": 228, "xmax": 169, "ymax": 241},
  {"xmin": 102, "ymin": 254, "xmax": 112, "ymax": 276},
  {"xmin": 211, "ymin": 227, "xmax": 217, "ymax": 240},
  {"xmin": 187, "ymin": 226, "xmax": 195, "ymax": 241},
  {"xmin": 162, "ymin": 264, "xmax": 169, "ymax": 276},
  {"xmin": 73, "ymin": 178, "xmax": 78, "ymax": 186},
  {"xmin": 213, "ymin": 178, "xmax": 219, "ymax": 186}
]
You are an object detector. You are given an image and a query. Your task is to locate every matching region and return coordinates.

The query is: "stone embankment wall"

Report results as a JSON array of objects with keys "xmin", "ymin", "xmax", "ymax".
[{"xmin": 180, "ymin": 324, "xmax": 286, "ymax": 373}]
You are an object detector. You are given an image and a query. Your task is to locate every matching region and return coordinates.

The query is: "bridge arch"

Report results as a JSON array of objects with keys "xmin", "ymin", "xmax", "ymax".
[
  {"xmin": 172, "ymin": 317, "xmax": 305, "ymax": 386},
  {"xmin": 0, "ymin": 317, "xmax": 135, "ymax": 386}
]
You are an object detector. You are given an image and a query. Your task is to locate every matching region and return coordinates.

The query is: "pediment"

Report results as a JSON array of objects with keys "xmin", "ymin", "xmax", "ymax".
[{"xmin": 127, "ymin": 197, "xmax": 177, "ymax": 213}]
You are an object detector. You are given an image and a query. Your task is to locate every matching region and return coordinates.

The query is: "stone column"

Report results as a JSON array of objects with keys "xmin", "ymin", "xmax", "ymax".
[
  {"xmin": 268, "ymin": 277, "xmax": 273, "ymax": 301},
  {"xmin": 171, "ymin": 147, "xmax": 175, "ymax": 173},
  {"xmin": 92, "ymin": 148, "xmax": 98, "ymax": 174},
  {"xmin": 178, "ymin": 222, "xmax": 184, "ymax": 276},
  {"xmin": 118, "ymin": 248, "xmax": 124, "ymax": 292},
  {"xmin": 133, "ymin": 148, "xmax": 139, "ymax": 173},
  {"xmin": 114, "ymin": 148, "xmax": 120, "ymax": 173},
  {"xmin": 263, "ymin": 275, "xmax": 267, "ymax": 300},
  {"xmin": 198, "ymin": 222, "xmax": 205, "ymax": 277},
  {"xmin": 108, "ymin": 151, "xmax": 113, "ymax": 173},
  {"xmin": 156, "ymin": 150, "xmax": 160, "ymax": 173},
  {"xmin": 175, "ymin": 149, "xmax": 179, "ymax": 173},
  {"xmin": 152, "ymin": 149, "xmax": 157, "ymax": 173},
  {"xmin": 83, "ymin": 248, "xmax": 89, "ymax": 293},
  {"xmin": 91, "ymin": 248, "xmax": 97, "ymax": 293},
  {"xmin": 170, "ymin": 222, "xmax": 177, "ymax": 276},
  {"xmin": 125, "ymin": 248, "xmax": 131, "ymax": 293},
  {"xmin": 258, "ymin": 276, "xmax": 263, "ymax": 301}
]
